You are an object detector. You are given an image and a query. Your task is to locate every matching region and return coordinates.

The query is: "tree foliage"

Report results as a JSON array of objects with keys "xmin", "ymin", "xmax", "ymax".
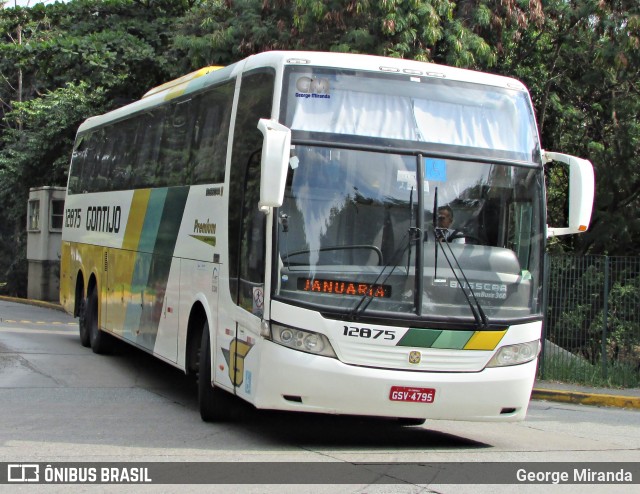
[
  {"xmin": 0, "ymin": 0, "xmax": 190, "ymax": 294},
  {"xmin": 0, "ymin": 0, "xmax": 639, "ymax": 295},
  {"xmin": 503, "ymin": 0, "xmax": 640, "ymax": 255}
]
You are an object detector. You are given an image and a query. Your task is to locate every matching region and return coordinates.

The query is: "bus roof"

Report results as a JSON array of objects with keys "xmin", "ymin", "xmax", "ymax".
[{"xmin": 77, "ymin": 51, "xmax": 528, "ymax": 134}]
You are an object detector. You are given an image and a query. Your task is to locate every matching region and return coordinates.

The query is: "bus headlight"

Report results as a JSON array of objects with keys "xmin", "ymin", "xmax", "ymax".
[
  {"xmin": 270, "ymin": 323, "xmax": 337, "ymax": 358},
  {"xmin": 486, "ymin": 340, "xmax": 540, "ymax": 368}
]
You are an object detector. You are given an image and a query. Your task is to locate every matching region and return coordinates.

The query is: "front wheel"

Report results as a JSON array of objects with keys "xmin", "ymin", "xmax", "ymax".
[{"xmin": 198, "ymin": 321, "xmax": 235, "ymax": 422}]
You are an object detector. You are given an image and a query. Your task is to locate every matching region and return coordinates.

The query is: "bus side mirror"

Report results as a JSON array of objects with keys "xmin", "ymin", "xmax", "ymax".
[
  {"xmin": 543, "ymin": 151, "xmax": 595, "ymax": 237},
  {"xmin": 257, "ymin": 119, "xmax": 291, "ymax": 211}
]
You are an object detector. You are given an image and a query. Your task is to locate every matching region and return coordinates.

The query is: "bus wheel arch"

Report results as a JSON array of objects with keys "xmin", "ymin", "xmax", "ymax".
[
  {"xmin": 187, "ymin": 302, "xmax": 235, "ymax": 422},
  {"xmin": 198, "ymin": 320, "xmax": 235, "ymax": 422},
  {"xmin": 186, "ymin": 302, "xmax": 208, "ymax": 377}
]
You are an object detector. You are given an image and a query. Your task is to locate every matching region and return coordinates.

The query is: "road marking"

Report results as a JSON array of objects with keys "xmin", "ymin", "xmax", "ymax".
[{"xmin": 0, "ymin": 319, "xmax": 76, "ymax": 326}]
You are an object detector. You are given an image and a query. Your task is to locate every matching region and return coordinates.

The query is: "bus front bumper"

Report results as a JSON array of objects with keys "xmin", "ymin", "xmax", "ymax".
[{"xmin": 253, "ymin": 340, "xmax": 536, "ymax": 422}]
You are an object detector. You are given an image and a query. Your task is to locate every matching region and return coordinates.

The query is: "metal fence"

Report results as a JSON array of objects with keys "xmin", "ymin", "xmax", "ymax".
[{"xmin": 539, "ymin": 255, "xmax": 640, "ymax": 388}]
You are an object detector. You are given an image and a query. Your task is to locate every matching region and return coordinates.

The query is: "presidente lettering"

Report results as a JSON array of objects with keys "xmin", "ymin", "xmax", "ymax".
[
  {"xmin": 86, "ymin": 206, "xmax": 121, "ymax": 233},
  {"xmin": 194, "ymin": 219, "xmax": 216, "ymax": 234}
]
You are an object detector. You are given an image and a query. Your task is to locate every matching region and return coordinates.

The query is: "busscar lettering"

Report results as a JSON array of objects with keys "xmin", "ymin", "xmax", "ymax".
[
  {"xmin": 449, "ymin": 280, "xmax": 508, "ymax": 299},
  {"xmin": 85, "ymin": 206, "xmax": 121, "ymax": 233}
]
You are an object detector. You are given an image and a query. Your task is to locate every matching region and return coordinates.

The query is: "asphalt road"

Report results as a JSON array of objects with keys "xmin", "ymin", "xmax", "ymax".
[{"xmin": 0, "ymin": 299, "xmax": 638, "ymax": 493}]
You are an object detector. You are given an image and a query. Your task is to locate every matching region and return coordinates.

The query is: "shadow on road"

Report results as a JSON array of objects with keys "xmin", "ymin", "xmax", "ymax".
[{"xmin": 112, "ymin": 340, "xmax": 490, "ymax": 451}]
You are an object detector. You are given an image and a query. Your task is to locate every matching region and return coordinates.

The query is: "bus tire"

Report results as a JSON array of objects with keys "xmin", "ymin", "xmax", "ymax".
[
  {"xmin": 78, "ymin": 297, "xmax": 91, "ymax": 348},
  {"xmin": 87, "ymin": 287, "xmax": 113, "ymax": 354},
  {"xmin": 198, "ymin": 321, "xmax": 233, "ymax": 422}
]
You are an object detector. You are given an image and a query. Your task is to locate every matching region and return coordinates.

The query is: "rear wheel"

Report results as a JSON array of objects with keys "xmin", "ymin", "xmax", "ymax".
[
  {"xmin": 87, "ymin": 287, "xmax": 113, "ymax": 354},
  {"xmin": 198, "ymin": 321, "xmax": 234, "ymax": 422},
  {"xmin": 78, "ymin": 297, "xmax": 90, "ymax": 348}
]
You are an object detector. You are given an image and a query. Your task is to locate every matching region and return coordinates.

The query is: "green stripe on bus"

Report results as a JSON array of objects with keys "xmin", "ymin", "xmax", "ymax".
[
  {"xmin": 153, "ymin": 186, "xmax": 190, "ymax": 258},
  {"xmin": 139, "ymin": 186, "xmax": 190, "ymax": 350},
  {"xmin": 122, "ymin": 186, "xmax": 190, "ymax": 351},
  {"xmin": 397, "ymin": 328, "xmax": 442, "ymax": 348},
  {"xmin": 431, "ymin": 330, "xmax": 475, "ymax": 349},
  {"xmin": 138, "ymin": 188, "xmax": 168, "ymax": 253},
  {"xmin": 398, "ymin": 328, "xmax": 475, "ymax": 349}
]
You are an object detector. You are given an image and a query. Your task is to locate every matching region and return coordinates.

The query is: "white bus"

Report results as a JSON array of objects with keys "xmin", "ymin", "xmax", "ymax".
[{"xmin": 60, "ymin": 51, "xmax": 594, "ymax": 423}]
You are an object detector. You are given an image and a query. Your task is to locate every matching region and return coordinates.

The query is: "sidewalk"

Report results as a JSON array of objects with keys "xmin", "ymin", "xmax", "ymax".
[
  {"xmin": 2, "ymin": 295, "xmax": 639, "ymax": 410},
  {"xmin": 532, "ymin": 380, "xmax": 640, "ymax": 410}
]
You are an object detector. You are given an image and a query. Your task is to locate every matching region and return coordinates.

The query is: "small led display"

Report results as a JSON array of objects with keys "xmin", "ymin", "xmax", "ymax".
[{"xmin": 297, "ymin": 278, "xmax": 391, "ymax": 298}]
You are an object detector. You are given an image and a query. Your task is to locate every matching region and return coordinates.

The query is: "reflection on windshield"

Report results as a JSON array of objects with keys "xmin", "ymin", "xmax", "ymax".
[
  {"xmin": 275, "ymin": 146, "xmax": 544, "ymax": 322},
  {"xmin": 283, "ymin": 67, "xmax": 539, "ymax": 162}
]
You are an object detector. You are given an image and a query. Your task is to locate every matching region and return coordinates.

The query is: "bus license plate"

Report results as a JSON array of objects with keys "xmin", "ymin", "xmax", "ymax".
[{"xmin": 389, "ymin": 386, "xmax": 436, "ymax": 403}]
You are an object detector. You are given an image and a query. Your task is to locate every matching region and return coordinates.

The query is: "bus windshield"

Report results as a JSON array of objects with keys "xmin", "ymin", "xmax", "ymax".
[
  {"xmin": 275, "ymin": 147, "xmax": 544, "ymax": 322},
  {"xmin": 275, "ymin": 67, "xmax": 544, "ymax": 323}
]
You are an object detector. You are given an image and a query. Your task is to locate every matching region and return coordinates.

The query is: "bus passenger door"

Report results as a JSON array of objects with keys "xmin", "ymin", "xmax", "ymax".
[
  {"xmin": 220, "ymin": 69, "xmax": 275, "ymax": 401},
  {"xmin": 221, "ymin": 146, "xmax": 268, "ymax": 402}
]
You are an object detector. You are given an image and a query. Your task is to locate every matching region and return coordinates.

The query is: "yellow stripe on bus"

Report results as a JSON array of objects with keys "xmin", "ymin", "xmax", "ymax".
[
  {"xmin": 122, "ymin": 189, "xmax": 151, "ymax": 251},
  {"xmin": 106, "ymin": 189, "xmax": 151, "ymax": 335},
  {"xmin": 463, "ymin": 330, "xmax": 507, "ymax": 350}
]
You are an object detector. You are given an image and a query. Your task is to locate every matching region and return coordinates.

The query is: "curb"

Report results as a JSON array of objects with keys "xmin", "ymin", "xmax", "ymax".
[
  {"xmin": 531, "ymin": 388, "xmax": 640, "ymax": 410},
  {"xmin": 0, "ymin": 295, "xmax": 65, "ymax": 312}
]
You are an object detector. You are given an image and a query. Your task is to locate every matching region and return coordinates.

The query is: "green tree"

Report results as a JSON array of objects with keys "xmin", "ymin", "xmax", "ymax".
[
  {"xmin": 173, "ymin": 0, "xmax": 548, "ymax": 69},
  {"xmin": 0, "ymin": 0, "xmax": 191, "ymax": 295},
  {"xmin": 0, "ymin": 82, "xmax": 105, "ymax": 294},
  {"xmin": 502, "ymin": 0, "xmax": 640, "ymax": 255}
]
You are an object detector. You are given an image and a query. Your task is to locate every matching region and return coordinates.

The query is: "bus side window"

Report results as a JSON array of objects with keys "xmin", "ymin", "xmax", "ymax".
[
  {"xmin": 191, "ymin": 82, "xmax": 234, "ymax": 185},
  {"xmin": 111, "ymin": 117, "xmax": 138, "ymax": 191},
  {"xmin": 135, "ymin": 110, "xmax": 164, "ymax": 189},
  {"xmin": 158, "ymin": 100, "xmax": 193, "ymax": 187},
  {"xmin": 68, "ymin": 135, "xmax": 87, "ymax": 194},
  {"xmin": 81, "ymin": 130, "xmax": 103, "ymax": 193}
]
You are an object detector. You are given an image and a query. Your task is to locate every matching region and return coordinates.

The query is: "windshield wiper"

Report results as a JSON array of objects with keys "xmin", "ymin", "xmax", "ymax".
[
  {"xmin": 351, "ymin": 183, "xmax": 424, "ymax": 320},
  {"xmin": 433, "ymin": 187, "xmax": 489, "ymax": 329},
  {"xmin": 349, "ymin": 223, "xmax": 420, "ymax": 320}
]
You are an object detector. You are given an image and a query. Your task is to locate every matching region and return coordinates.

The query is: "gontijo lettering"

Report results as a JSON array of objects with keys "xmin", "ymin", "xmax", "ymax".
[{"xmin": 86, "ymin": 206, "xmax": 121, "ymax": 233}]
